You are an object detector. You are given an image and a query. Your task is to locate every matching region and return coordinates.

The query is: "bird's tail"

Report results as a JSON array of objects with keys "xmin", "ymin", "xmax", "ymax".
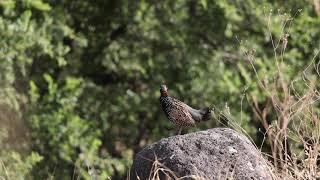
[{"xmin": 200, "ymin": 107, "xmax": 212, "ymax": 121}]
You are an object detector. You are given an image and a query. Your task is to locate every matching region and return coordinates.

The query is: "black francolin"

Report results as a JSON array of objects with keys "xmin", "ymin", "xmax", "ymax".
[{"xmin": 159, "ymin": 85, "xmax": 211, "ymax": 135}]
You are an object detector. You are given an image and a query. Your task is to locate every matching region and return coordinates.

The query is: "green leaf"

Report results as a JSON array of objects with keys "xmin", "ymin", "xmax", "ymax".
[
  {"xmin": 30, "ymin": 0, "xmax": 51, "ymax": 11},
  {"xmin": 19, "ymin": 10, "xmax": 32, "ymax": 31},
  {"xmin": 0, "ymin": 0, "xmax": 15, "ymax": 9},
  {"xmin": 200, "ymin": 0, "xmax": 208, "ymax": 9},
  {"xmin": 29, "ymin": 80, "xmax": 39, "ymax": 103}
]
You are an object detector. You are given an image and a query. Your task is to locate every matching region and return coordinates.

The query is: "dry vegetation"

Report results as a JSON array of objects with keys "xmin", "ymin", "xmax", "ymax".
[{"xmin": 242, "ymin": 11, "xmax": 320, "ymax": 179}]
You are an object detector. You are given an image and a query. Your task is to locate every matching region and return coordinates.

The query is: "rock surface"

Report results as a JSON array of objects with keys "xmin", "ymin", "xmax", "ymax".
[{"xmin": 130, "ymin": 128, "xmax": 272, "ymax": 180}]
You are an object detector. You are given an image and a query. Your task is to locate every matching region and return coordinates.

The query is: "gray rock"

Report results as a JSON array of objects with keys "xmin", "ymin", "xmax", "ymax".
[{"xmin": 130, "ymin": 128, "xmax": 272, "ymax": 180}]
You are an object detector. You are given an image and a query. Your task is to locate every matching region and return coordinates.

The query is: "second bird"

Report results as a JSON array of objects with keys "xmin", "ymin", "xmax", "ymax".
[{"xmin": 159, "ymin": 85, "xmax": 212, "ymax": 135}]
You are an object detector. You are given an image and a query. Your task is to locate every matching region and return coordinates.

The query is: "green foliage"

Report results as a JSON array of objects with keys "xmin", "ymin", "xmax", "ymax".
[
  {"xmin": 0, "ymin": 0, "xmax": 319, "ymax": 179},
  {"xmin": 29, "ymin": 75, "xmax": 112, "ymax": 178},
  {"xmin": 0, "ymin": 129, "xmax": 42, "ymax": 179},
  {"xmin": 0, "ymin": 151, "xmax": 43, "ymax": 179}
]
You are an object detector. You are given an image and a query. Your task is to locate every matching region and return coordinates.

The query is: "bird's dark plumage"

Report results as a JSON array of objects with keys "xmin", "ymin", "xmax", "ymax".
[{"xmin": 159, "ymin": 85, "xmax": 211, "ymax": 134}]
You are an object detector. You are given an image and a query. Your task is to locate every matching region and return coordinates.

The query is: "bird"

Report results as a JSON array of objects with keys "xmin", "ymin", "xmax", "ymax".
[{"xmin": 159, "ymin": 84, "xmax": 212, "ymax": 135}]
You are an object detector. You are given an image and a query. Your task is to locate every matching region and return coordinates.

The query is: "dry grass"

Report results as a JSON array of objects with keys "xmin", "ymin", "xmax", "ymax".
[
  {"xmin": 225, "ymin": 8, "xmax": 320, "ymax": 179},
  {"xmin": 241, "ymin": 9, "xmax": 320, "ymax": 179},
  {"xmin": 128, "ymin": 156, "xmax": 218, "ymax": 180}
]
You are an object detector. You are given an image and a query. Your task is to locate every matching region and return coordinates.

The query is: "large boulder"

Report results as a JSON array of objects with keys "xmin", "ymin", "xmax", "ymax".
[{"xmin": 130, "ymin": 128, "xmax": 272, "ymax": 180}]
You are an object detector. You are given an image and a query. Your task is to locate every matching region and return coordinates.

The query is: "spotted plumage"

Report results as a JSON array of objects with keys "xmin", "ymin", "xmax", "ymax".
[{"xmin": 159, "ymin": 85, "xmax": 211, "ymax": 134}]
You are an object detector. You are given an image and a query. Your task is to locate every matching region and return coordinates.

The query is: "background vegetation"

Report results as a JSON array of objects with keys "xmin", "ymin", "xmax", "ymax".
[{"xmin": 0, "ymin": 0, "xmax": 319, "ymax": 179}]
